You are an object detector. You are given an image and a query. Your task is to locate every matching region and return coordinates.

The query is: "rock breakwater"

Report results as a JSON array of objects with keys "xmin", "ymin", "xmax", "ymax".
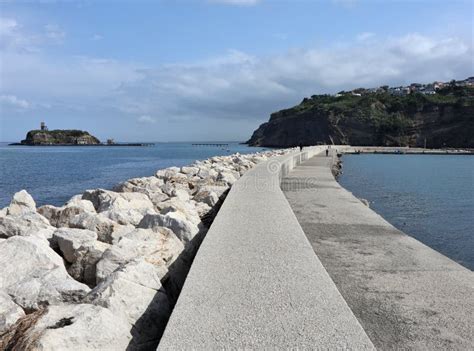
[{"xmin": 0, "ymin": 149, "xmax": 291, "ymax": 350}]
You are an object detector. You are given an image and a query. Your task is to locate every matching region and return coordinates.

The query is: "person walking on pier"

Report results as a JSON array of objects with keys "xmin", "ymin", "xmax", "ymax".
[
  {"xmin": 299, "ymin": 143, "xmax": 303, "ymax": 152},
  {"xmin": 326, "ymin": 147, "xmax": 329, "ymax": 157}
]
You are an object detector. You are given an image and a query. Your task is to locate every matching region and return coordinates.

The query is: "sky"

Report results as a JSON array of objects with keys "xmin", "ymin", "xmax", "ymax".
[{"xmin": 0, "ymin": 0, "xmax": 473, "ymax": 142}]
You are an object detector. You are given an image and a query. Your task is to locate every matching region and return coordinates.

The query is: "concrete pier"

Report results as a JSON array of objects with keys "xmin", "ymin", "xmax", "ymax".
[
  {"xmin": 158, "ymin": 147, "xmax": 374, "ymax": 349},
  {"xmin": 282, "ymin": 152, "xmax": 474, "ymax": 349}
]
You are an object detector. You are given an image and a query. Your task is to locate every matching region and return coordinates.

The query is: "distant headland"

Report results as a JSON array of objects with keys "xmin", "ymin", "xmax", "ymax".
[
  {"xmin": 247, "ymin": 77, "xmax": 474, "ymax": 148},
  {"xmin": 10, "ymin": 122, "xmax": 153, "ymax": 147}
]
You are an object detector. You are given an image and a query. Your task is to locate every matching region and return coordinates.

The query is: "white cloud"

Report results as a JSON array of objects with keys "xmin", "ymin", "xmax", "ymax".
[
  {"xmin": 356, "ymin": 32, "xmax": 375, "ymax": 41},
  {"xmin": 137, "ymin": 115, "xmax": 156, "ymax": 124},
  {"xmin": 44, "ymin": 24, "xmax": 65, "ymax": 42},
  {"xmin": 0, "ymin": 94, "xmax": 30, "ymax": 109},
  {"xmin": 208, "ymin": 0, "xmax": 260, "ymax": 6},
  {"xmin": 0, "ymin": 17, "xmax": 66, "ymax": 52},
  {"xmin": 0, "ymin": 17, "xmax": 18, "ymax": 36},
  {"xmin": 91, "ymin": 34, "xmax": 103, "ymax": 41},
  {"xmin": 111, "ymin": 33, "xmax": 472, "ymax": 124}
]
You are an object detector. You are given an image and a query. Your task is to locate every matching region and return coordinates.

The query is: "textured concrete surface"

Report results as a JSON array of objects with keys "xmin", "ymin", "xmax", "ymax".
[
  {"xmin": 283, "ymin": 152, "xmax": 474, "ymax": 350},
  {"xmin": 158, "ymin": 147, "xmax": 375, "ymax": 350}
]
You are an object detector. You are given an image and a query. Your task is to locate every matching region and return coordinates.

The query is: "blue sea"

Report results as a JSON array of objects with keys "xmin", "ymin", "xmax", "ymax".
[
  {"xmin": 338, "ymin": 154, "xmax": 474, "ymax": 270},
  {"xmin": 0, "ymin": 142, "xmax": 267, "ymax": 208}
]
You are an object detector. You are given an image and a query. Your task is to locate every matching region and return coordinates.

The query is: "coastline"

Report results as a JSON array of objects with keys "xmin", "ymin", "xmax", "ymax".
[
  {"xmin": 1, "ymin": 145, "xmax": 472, "ymax": 349},
  {"xmin": 8, "ymin": 143, "xmax": 155, "ymax": 147}
]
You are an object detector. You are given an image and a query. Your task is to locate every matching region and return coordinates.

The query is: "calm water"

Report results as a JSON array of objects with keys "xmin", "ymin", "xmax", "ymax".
[
  {"xmin": 339, "ymin": 154, "xmax": 474, "ymax": 270},
  {"xmin": 0, "ymin": 142, "xmax": 267, "ymax": 208}
]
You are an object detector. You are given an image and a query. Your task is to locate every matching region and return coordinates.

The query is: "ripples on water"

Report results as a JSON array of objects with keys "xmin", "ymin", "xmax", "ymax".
[
  {"xmin": 0, "ymin": 142, "xmax": 267, "ymax": 208},
  {"xmin": 338, "ymin": 154, "xmax": 474, "ymax": 270}
]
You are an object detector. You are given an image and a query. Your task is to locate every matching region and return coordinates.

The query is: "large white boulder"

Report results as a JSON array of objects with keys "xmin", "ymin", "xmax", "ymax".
[
  {"xmin": 194, "ymin": 201, "xmax": 212, "ymax": 218},
  {"xmin": 95, "ymin": 228, "xmax": 183, "ymax": 283},
  {"xmin": 0, "ymin": 236, "xmax": 90, "ymax": 310},
  {"xmin": 138, "ymin": 212, "xmax": 201, "ymax": 244},
  {"xmin": 156, "ymin": 197, "xmax": 201, "ymax": 225},
  {"xmin": 83, "ymin": 189, "xmax": 156, "ymax": 226},
  {"xmin": 0, "ymin": 304, "xmax": 133, "ymax": 350},
  {"xmin": 53, "ymin": 228, "xmax": 108, "ymax": 286},
  {"xmin": 193, "ymin": 189, "xmax": 219, "ymax": 207},
  {"xmin": 54, "ymin": 228, "xmax": 97, "ymax": 263},
  {"xmin": 38, "ymin": 198, "xmax": 95, "ymax": 228},
  {"xmin": 217, "ymin": 171, "xmax": 237, "ymax": 186},
  {"xmin": 114, "ymin": 176, "xmax": 164, "ymax": 193},
  {"xmin": 180, "ymin": 166, "xmax": 199, "ymax": 176},
  {"xmin": 87, "ymin": 259, "xmax": 171, "ymax": 347},
  {"xmin": 0, "ymin": 290, "xmax": 25, "ymax": 333},
  {"xmin": 6, "ymin": 190, "xmax": 36, "ymax": 216},
  {"xmin": 68, "ymin": 212, "xmax": 133, "ymax": 244},
  {"xmin": 0, "ymin": 212, "xmax": 54, "ymax": 240}
]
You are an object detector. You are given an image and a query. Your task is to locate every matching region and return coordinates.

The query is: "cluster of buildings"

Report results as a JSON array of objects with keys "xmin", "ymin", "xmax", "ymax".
[{"xmin": 336, "ymin": 77, "xmax": 474, "ymax": 97}]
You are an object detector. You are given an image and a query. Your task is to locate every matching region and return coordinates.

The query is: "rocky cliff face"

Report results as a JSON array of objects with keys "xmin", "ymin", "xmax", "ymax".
[
  {"xmin": 21, "ymin": 130, "xmax": 101, "ymax": 145},
  {"xmin": 248, "ymin": 86, "xmax": 474, "ymax": 148}
]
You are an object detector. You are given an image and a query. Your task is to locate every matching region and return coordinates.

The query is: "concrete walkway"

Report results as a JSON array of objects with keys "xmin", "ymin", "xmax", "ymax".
[
  {"xmin": 283, "ymin": 153, "xmax": 474, "ymax": 350},
  {"xmin": 158, "ymin": 149, "xmax": 375, "ymax": 350}
]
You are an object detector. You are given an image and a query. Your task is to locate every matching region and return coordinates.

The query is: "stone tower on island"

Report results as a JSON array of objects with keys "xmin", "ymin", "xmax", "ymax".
[{"xmin": 40, "ymin": 122, "xmax": 48, "ymax": 131}]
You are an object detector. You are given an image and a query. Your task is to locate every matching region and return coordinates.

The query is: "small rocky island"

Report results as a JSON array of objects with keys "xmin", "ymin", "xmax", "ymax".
[
  {"xmin": 12, "ymin": 123, "xmax": 153, "ymax": 147},
  {"xmin": 13, "ymin": 122, "xmax": 100, "ymax": 146}
]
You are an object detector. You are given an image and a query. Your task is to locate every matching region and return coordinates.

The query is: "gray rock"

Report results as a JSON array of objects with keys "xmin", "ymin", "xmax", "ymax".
[
  {"xmin": 0, "ymin": 290, "xmax": 25, "ymax": 333},
  {"xmin": 4, "ymin": 304, "xmax": 132, "ymax": 350},
  {"xmin": 54, "ymin": 228, "xmax": 97, "ymax": 263},
  {"xmin": 38, "ymin": 201, "xmax": 95, "ymax": 228},
  {"xmin": 86, "ymin": 259, "xmax": 171, "ymax": 347},
  {"xmin": 83, "ymin": 189, "xmax": 156, "ymax": 225},
  {"xmin": 138, "ymin": 212, "xmax": 201, "ymax": 244},
  {"xmin": 180, "ymin": 166, "xmax": 199, "ymax": 176},
  {"xmin": 155, "ymin": 197, "xmax": 201, "ymax": 225},
  {"xmin": 171, "ymin": 188, "xmax": 191, "ymax": 202},
  {"xmin": 53, "ymin": 228, "xmax": 110, "ymax": 286},
  {"xmin": 0, "ymin": 236, "xmax": 90, "ymax": 310},
  {"xmin": 68, "ymin": 212, "xmax": 133, "ymax": 244},
  {"xmin": 194, "ymin": 201, "xmax": 212, "ymax": 218},
  {"xmin": 193, "ymin": 189, "xmax": 219, "ymax": 207},
  {"xmin": 95, "ymin": 228, "xmax": 183, "ymax": 283},
  {"xmin": 0, "ymin": 212, "xmax": 54, "ymax": 240},
  {"xmin": 217, "ymin": 171, "xmax": 237, "ymax": 186},
  {"xmin": 155, "ymin": 167, "xmax": 180, "ymax": 181},
  {"xmin": 6, "ymin": 190, "xmax": 36, "ymax": 216}
]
